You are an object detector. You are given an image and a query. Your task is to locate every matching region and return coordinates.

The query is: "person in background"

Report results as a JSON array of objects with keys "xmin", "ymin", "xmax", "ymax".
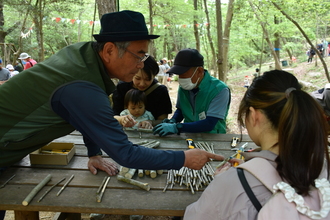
[
  {"xmin": 113, "ymin": 55, "xmax": 172, "ymax": 127},
  {"xmin": 307, "ymin": 47, "xmax": 316, "ymax": 63},
  {"xmin": 162, "ymin": 57, "xmax": 171, "ymax": 71},
  {"xmin": 0, "ymin": 59, "xmax": 10, "ymax": 85},
  {"xmin": 6, "ymin": 64, "xmax": 19, "ymax": 78},
  {"xmin": 18, "ymin": 52, "xmax": 37, "ymax": 70},
  {"xmin": 184, "ymin": 70, "xmax": 330, "ymax": 219},
  {"xmin": 119, "ymin": 89, "xmax": 154, "ymax": 130},
  {"xmin": 153, "ymin": 48, "xmax": 230, "ymax": 136},
  {"xmin": 14, "ymin": 60, "xmax": 23, "ymax": 72},
  {"xmin": 253, "ymin": 68, "xmax": 259, "ymax": 78},
  {"xmin": 243, "ymin": 75, "xmax": 250, "ymax": 89},
  {"xmin": 157, "ymin": 59, "xmax": 167, "ymax": 86}
]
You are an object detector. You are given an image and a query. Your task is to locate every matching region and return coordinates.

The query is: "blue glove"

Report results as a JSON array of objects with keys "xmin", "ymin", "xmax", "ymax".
[
  {"xmin": 153, "ymin": 123, "xmax": 178, "ymax": 136},
  {"xmin": 162, "ymin": 118, "xmax": 176, "ymax": 124}
]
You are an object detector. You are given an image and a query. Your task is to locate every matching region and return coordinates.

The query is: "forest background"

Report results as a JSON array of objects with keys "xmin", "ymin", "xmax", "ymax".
[{"xmin": 1, "ymin": 0, "xmax": 329, "ymax": 82}]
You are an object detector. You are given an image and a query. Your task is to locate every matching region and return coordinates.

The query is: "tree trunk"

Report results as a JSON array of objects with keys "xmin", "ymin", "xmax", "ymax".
[
  {"xmin": 221, "ymin": 0, "xmax": 235, "ymax": 82},
  {"xmin": 203, "ymin": 0, "xmax": 216, "ymax": 72},
  {"xmin": 281, "ymin": 37, "xmax": 293, "ymax": 61},
  {"xmin": 193, "ymin": 0, "xmax": 200, "ymax": 51},
  {"xmin": 248, "ymin": 0, "xmax": 281, "ymax": 70},
  {"xmin": 274, "ymin": 16, "xmax": 280, "ymax": 65},
  {"xmin": 0, "ymin": 0, "xmax": 5, "ymax": 43},
  {"xmin": 216, "ymin": 0, "xmax": 224, "ymax": 80},
  {"xmin": 148, "ymin": 0, "xmax": 156, "ymax": 56},
  {"xmin": 271, "ymin": 1, "xmax": 330, "ymax": 82},
  {"xmin": 31, "ymin": 0, "xmax": 44, "ymax": 61},
  {"xmin": 95, "ymin": 0, "xmax": 117, "ymax": 19}
]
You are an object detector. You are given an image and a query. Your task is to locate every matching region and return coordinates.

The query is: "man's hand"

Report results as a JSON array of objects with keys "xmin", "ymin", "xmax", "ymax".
[
  {"xmin": 153, "ymin": 123, "xmax": 178, "ymax": 136},
  {"xmin": 138, "ymin": 120, "xmax": 153, "ymax": 129},
  {"xmin": 183, "ymin": 149, "xmax": 225, "ymax": 170},
  {"xmin": 88, "ymin": 156, "xmax": 119, "ymax": 176}
]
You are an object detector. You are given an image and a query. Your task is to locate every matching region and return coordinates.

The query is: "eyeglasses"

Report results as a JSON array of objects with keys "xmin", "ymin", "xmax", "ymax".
[{"xmin": 125, "ymin": 49, "xmax": 149, "ymax": 63}]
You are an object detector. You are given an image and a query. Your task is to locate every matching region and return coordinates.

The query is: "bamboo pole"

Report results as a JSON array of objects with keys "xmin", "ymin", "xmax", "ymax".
[
  {"xmin": 22, "ymin": 174, "xmax": 52, "ymax": 206},
  {"xmin": 117, "ymin": 175, "xmax": 150, "ymax": 191}
]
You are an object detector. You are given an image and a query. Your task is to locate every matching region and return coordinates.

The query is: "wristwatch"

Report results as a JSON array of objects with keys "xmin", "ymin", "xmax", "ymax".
[{"xmin": 176, "ymin": 123, "xmax": 183, "ymax": 135}]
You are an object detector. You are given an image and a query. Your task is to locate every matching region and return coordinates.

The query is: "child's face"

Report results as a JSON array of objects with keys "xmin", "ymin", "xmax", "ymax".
[{"xmin": 127, "ymin": 102, "xmax": 145, "ymax": 118}]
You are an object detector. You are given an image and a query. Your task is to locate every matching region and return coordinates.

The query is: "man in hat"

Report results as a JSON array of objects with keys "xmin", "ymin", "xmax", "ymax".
[
  {"xmin": 0, "ymin": 59, "xmax": 10, "ymax": 85},
  {"xmin": 153, "ymin": 48, "xmax": 230, "ymax": 136},
  {"xmin": 0, "ymin": 11, "xmax": 224, "ymax": 178},
  {"xmin": 18, "ymin": 52, "xmax": 37, "ymax": 70}
]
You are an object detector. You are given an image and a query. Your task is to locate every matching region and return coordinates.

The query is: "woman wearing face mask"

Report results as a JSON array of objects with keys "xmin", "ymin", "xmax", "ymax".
[
  {"xmin": 112, "ymin": 55, "xmax": 172, "ymax": 128},
  {"xmin": 153, "ymin": 48, "xmax": 231, "ymax": 137}
]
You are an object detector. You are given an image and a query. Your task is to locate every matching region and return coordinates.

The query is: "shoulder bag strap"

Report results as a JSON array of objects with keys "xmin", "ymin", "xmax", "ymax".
[
  {"xmin": 237, "ymin": 168, "xmax": 262, "ymax": 212},
  {"xmin": 144, "ymin": 82, "xmax": 161, "ymax": 96}
]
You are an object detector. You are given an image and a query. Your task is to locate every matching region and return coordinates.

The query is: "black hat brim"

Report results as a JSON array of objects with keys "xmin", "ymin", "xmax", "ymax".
[
  {"xmin": 167, "ymin": 65, "xmax": 191, "ymax": 75},
  {"xmin": 93, "ymin": 34, "xmax": 160, "ymax": 42}
]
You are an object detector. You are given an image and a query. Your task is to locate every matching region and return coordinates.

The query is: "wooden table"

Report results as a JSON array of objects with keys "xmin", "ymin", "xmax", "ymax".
[{"xmin": 0, "ymin": 131, "xmax": 256, "ymax": 220}]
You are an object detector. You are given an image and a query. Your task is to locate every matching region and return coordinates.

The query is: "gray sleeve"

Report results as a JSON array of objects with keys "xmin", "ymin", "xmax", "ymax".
[{"xmin": 207, "ymin": 87, "xmax": 230, "ymax": 119}]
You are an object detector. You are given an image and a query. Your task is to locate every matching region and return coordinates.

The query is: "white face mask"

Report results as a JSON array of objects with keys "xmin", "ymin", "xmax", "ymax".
[{"xmin": 178, "ymin": 67, "xmax": 200, "ymax": 90}]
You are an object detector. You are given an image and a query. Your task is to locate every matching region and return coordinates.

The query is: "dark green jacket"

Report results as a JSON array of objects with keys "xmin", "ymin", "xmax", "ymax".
[{"xmin": 0, "ymin": 42, "xmax": 115, "ymax": 166}]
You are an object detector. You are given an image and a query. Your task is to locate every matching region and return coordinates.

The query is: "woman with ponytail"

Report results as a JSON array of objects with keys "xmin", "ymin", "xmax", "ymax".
[{"xmin": 184, "ymin": 70, "xmax": 330, "ymax": 220}]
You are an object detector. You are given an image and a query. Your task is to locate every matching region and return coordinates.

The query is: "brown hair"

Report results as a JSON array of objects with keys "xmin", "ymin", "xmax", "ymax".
[
  {"xmin": 124, "ymin": 89, "xmax": 147, "ymax": 109},
  {"xmin": 238, "ymin": 70, "xmax": 330, "ymax": 195}
]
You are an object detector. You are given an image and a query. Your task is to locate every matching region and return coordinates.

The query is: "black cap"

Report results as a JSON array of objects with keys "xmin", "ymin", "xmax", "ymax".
[
  {"xmin": 93, "ymin": 10, "xmax": 160, "ymax": 42},
  {"xmin": 167, "ymin": 48, "xmax": 204, "ymax": 75}
]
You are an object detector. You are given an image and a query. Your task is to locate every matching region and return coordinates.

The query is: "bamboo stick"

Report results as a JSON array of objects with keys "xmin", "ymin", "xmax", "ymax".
[
  {"xmin": 96, "ymin": 177, "xmax": 108, "ymax": 194},
  {"xmin": 125, "ymin": 168, "xmax": 137, "ymax": 179},
  {"xmin": 121, "ymin": 166, "xmax": 130, "ymax": 173},
  {"xmin": 133, "ymin": 140, "xmax": 148, "ymax": 145},
  {"xmin": 150, "ymin": 170, "xmax": 157, "ymax": 178},
  {"xmin": 22, "ymin": 174, "xmax": 52, "ymax": 206},
  {"xmin": 144, "ymin": 170, "xmax": 150, "ymax": 175},
  {"xmin": 138, "ymin": 169, "xmax": 144, "ymax": 177},
  {"xmin": 0, "ymin": 174, "xmax": 15, "ymax": 188},
  {"xmin": 56, "ymin": 174, "xmax": 74, "ymax": 196},
  {"xmin": 157, "ymin": 170, "xmax": 163, "ymax": 175},
  {"xmin": 136, "ymin": 128, "xmax": 153, "ymax": 133},
  {"xmin": 142, "ymin": 141, "xmax": 160, "ymax": 148},
  {"xmin": 38, "ymin": 177, "xmax": 66, "ymax": 202},
  {"xmin": 117, "ymin": 175, "xmax": 150, "ymax": 191},
  {"xmin": 97, "ymin": 177, "xmax": 110, "ymax": 203}
]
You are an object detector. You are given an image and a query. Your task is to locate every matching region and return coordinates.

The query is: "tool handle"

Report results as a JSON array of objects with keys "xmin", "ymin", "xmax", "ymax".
[
  {"xmin": 186, "ymin": 139, "xmax": 195, "ymax": 149},
  {"xmin": 233, "ymin": 150, "xmax": 244, "ymax": 167}
]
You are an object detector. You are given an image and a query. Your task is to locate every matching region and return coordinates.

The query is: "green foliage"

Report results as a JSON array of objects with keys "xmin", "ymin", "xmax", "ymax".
[{"xmin": 1, "ymin": 0, "xmax": 328, "ymax": 73}]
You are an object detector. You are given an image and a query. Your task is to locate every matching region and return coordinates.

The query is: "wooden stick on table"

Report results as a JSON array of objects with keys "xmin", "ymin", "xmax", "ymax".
[
  {"xmin": 97, "ymin": 177, "xmax": 110, "ymax": 203},
  {"xmin": 117, "ymin": 175, "xmax": 150, "ymax": 191},
  {"xmin": 0, "ymin": 174, "xmax": 16, "ymax": 188},
  {"xmin": 38, "ymin": 177, "xmax": 66, "ymax": 202},
  {"xmin": 57, "ymin": 174, "xmax": 74, "ymax": 196},
  {"xmin": 22, "ymin": 174, "xmax": 52, "ymax": 206},
  {"xmin": 96, "ymin": 176, "xmax": 108, "ymax": 194}
]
